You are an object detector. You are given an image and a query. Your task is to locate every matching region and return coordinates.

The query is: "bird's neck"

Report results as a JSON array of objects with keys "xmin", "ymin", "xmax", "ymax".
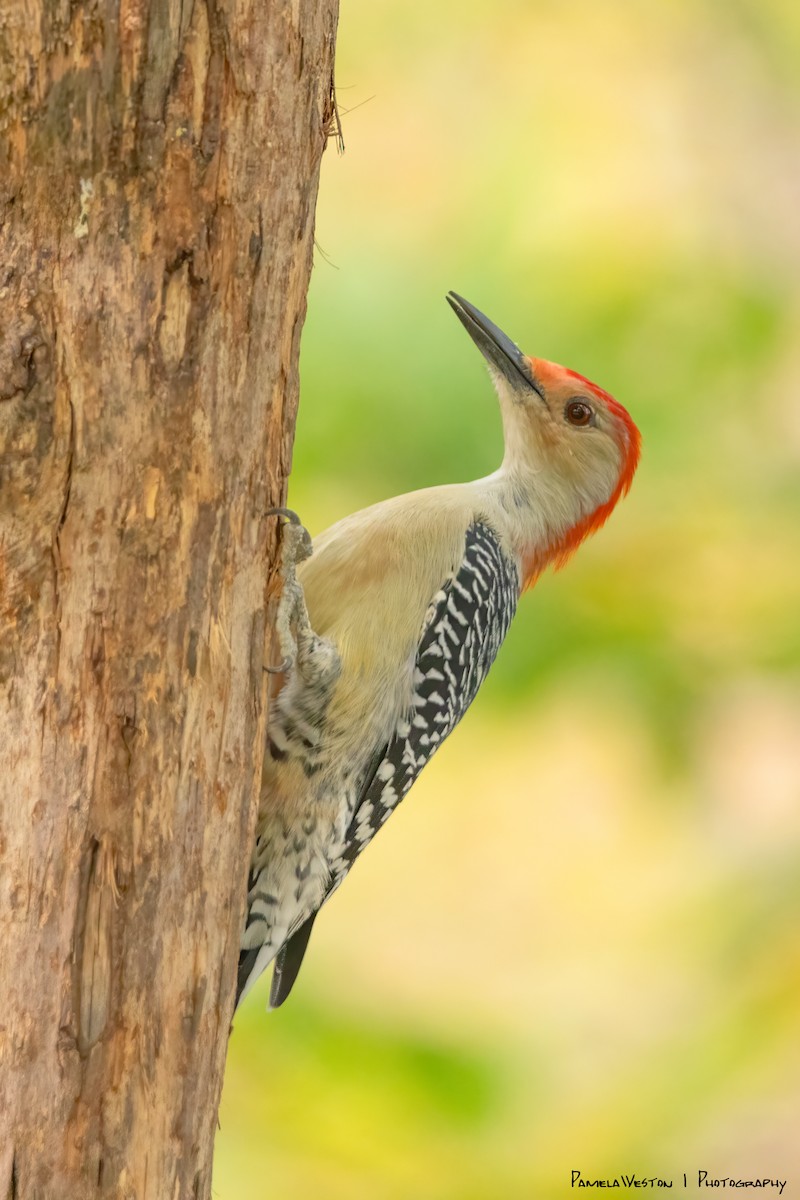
[{"xmin": 472, "ymin": 462, "xmax": 606, "ymax": 591}]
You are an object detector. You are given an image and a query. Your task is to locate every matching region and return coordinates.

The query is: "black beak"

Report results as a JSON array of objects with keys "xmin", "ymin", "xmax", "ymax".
[{"xmin": 446, "ymin": 292, "xmax": 543, "ymax": 399}]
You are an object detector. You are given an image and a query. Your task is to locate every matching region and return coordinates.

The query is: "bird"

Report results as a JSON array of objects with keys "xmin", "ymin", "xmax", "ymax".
[{"xmin": 237, "ymin": 292, "xmax": 641, "ymax": 1010}]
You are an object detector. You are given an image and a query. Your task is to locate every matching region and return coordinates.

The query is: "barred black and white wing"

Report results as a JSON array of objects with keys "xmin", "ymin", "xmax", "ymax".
[
  {"xmin": 333, "ymin": 519, "xmax": 519, "ymax": 882},
  {"xmin": 266, "ymin": 520, "xmax": 519, "ymax": 1007}
]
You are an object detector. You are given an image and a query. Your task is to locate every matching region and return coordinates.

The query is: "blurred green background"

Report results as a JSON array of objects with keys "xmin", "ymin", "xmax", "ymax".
[{"xmin": 217, "ymin": 1, "xmax": 800, "ymax": 1195}]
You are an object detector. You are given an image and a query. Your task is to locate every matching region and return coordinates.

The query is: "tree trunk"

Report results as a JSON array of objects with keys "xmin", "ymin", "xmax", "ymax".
[{"xmin": 0, "ymin": 0, "xmax": 338, "ymax": 1195}]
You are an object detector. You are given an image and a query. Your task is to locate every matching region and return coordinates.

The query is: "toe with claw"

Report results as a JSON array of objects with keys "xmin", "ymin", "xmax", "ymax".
[{"xmin": 266, "ymin": 508, "xmax": 340, "ymax": 690}]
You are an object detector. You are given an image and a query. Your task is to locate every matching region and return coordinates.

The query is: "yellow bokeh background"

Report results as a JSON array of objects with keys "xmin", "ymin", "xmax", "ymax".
[{"xmin": 216, "ymin": 2, "xmax": 800, "ymax": 1195}]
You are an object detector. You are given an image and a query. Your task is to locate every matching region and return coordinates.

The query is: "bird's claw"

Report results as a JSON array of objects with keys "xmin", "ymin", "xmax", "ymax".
[
  {"xmin": 265, "ymin": 655, "xmax": 293, "ymax": 676},
  {"xmin": 266, "ymin": 506, "xmax": 302, "ymax": 524},
  {"xmin": 266, "ymin": 507, "xmax": 312, "ymax": 560}
]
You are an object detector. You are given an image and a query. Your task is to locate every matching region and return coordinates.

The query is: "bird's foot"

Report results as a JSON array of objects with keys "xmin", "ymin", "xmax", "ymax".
[
  {"xmin": 266, "ymin": 508, "xmax": 340, "ymax": 689},
  {"xmin": 266, "ymin": 508, "xmax": 311, "ymax": 672}
]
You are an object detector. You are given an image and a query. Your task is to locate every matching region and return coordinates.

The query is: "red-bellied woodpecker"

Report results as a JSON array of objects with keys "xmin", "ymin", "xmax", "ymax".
[{"xmin": 237, "ymin": 292, "xmax": 641, "ymax": 1009}]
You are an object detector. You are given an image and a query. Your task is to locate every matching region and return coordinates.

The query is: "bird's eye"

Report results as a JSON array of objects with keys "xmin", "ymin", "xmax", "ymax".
[{"xmin": 565, "ymin": 399, "xmax": 594, "ymax": 427}]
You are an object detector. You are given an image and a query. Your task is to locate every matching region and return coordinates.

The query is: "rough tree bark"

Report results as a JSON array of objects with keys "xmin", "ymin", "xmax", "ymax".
[{"xmin": 0, "ymin": 0, "xmax": 338, "ymax": 1195}]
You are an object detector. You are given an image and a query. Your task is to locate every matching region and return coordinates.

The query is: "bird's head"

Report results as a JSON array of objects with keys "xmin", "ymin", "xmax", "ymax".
[{"xmin": 447, "ymin": 292, "xmax": 641, "ymax": 582}]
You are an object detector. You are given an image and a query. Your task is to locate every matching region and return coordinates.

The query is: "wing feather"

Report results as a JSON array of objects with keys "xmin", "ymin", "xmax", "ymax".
[{"xmin": 328, "ymin": 520, "xmax": 519, "ymax": 889}]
